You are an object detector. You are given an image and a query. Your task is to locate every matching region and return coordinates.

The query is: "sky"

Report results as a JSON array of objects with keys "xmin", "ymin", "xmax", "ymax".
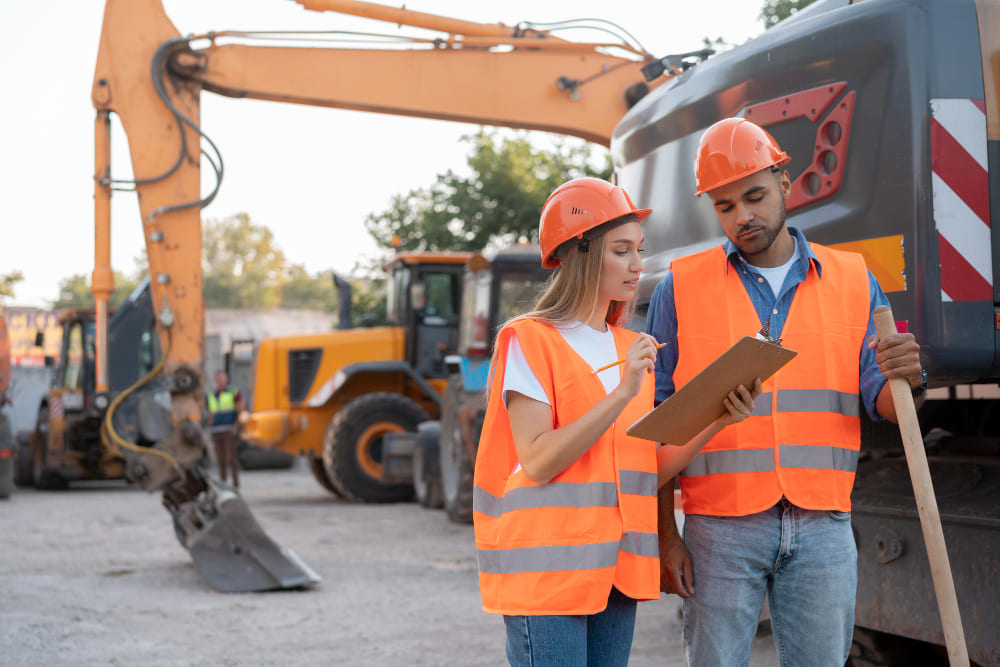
[{"xmin": 0, "ymin": 0, "xmax": 765, "ymax": 307}]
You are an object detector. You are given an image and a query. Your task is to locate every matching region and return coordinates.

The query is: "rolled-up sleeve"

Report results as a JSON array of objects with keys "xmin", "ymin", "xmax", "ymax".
[{"xmin": 860, "ymin": 270, "xmax": 892, "ymax": 420}]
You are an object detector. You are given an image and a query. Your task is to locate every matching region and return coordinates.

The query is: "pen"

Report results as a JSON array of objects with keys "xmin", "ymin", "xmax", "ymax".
[{"xmin": 591, "ymin": 342, "xmax": 667, "ymax": 374}]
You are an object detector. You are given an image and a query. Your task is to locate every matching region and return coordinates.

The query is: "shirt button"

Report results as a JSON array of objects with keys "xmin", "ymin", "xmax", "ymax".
[
  {"xmin": 772, "ymin": 308, "xmax": 778, "ymax": 315},
  {"xmin": 757, "ymin": 276, "xmax": 764, "ymax": 283}
]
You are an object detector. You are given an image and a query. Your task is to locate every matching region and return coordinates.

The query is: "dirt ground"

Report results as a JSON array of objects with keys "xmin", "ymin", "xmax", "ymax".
[{"xmin": 0, "ymin": 460, "xmax": 780, "ymax": 666}]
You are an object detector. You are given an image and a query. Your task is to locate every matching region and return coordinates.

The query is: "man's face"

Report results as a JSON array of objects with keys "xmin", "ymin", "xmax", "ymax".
[
  {"xmin": 708, "ymin": 168, "xmax": 792, "ymax": 268},
  {"xmin": 215, "ymin": 372, "xmax": 227, "ymax": 391}
]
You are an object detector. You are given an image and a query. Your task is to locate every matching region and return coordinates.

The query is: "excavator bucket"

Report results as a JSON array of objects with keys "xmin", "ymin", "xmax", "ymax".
[{"xmin": 167, "ymin": 475, "xmax": 320, "ymax": 593}]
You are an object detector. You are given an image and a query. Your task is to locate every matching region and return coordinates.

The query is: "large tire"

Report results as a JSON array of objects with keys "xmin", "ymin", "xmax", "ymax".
[
  {"xmin": 32, "ymin": 406, "xmax": 67, "ymax": 491},
  {"xmin": 413, "ymin": 423, "xmax": 444, "ymax": 509},
  {"xmin": 439, "ymin": 375, "xmax": 479, "ymax": 524},
  {"xmin": 322, "ymin": 393, "xmax": 428, "ymax": 503},
  {"xmin": 306, "ymin": 452, "xmax": 343, "ymax": 497},
  {"xmin": 0, "ymin": 414, "xmax": 13, "ymax": 498},
  {"xmin": 0, "ymin": 459, "xmax": 11, "ymax": 499},
  {"xmin": 14, "ymin": 431, "xmax": 33, "ymax": 487}
]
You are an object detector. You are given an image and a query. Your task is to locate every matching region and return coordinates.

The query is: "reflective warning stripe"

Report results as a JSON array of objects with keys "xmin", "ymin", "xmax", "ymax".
[
  {"xmin": 681, "ymin": 444, "xmax": 859, "ymax": 477},
  {"xmin": 619, "ymin": 470, "xmax": 658, "ymax": 497},
  {"xmin": 682, "ymin": 448, "xmax": 774, "ymax": 477},
  {"xmin": 930, "ymin": 98, "xmax": 992, "ymax": 302},
  {"xmin": 776, "ymin": 389, "xmax": 860, "ymax": 417},
  {"xmin": 473, "ymin": 481, "xmax": 618, "ymax": 519},
  {"xmin": 779, "ymin": 444, "xmax": 859, "ymax": 472},
  {"xmin": 478, "ymin": 540, "xmax": 621, "ymax": 575},
  {"xmin": 478, "ymin": 532, "xmax": 659, "ymax": 575},
  {"xmin": 618, "ymin": 531, "xmax": 659, "ymax": 558}
]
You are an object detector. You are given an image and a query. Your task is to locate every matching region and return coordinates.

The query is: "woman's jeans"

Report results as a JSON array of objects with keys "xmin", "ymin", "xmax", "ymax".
[
  {"xmin": 682, "ymin": 498, "xmax": 857, "ymax": 667},
  {"xmin": 503, "ymin": 587, "xmax": 637, "ymax": 666}
]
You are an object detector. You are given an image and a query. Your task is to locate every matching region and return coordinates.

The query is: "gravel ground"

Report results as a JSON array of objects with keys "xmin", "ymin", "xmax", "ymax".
[{"xmin": 0, "ymin": 460, "xmax": 779, "ymax": 666}]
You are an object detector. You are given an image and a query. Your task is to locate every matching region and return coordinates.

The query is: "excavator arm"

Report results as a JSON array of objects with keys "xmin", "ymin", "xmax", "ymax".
[{"xmin": 90, "ymin": 0, "xmax": 662, "ymax": 591}]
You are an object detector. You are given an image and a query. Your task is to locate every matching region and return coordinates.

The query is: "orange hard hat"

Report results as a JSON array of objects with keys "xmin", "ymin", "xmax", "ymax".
[
  {"xmin": 539, "ymin": 177, "xmax": 651, "ymax": 269},
  {"xmin": 694, "ymin": 117, "xmax": 790, "ymax": 196}
]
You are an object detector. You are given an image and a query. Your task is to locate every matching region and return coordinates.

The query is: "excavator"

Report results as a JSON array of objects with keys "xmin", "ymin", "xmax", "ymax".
[{"xmin": 91, "ymin": 0, "xmax": 672, "ymax": 591}]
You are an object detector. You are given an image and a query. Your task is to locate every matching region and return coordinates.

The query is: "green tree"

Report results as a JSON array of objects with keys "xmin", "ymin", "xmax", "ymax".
[
  {"xmin": 760, "ymin": 0, "xmax": 818, "ymax": 29},
  {"xmin": 365, "ymin": 131, "xmax": 612, "ymax": 255},
  {"xmin": 51, "ymin": 271, "xmax": 141, "ymax": 309},
  {"xmin": 202, "ymin": 212, "xmax": 286, "ymax": 308},
  {"xmin": 0, "ymin": 270, "xmax": 23, "ymax": 300},
  {"xmin": 348, "ymin": 276, "xmax": 387, "ymax": 327},
  {"xmin": 280, "ymin": 265, "xmax": 338, "ymax": 311}
]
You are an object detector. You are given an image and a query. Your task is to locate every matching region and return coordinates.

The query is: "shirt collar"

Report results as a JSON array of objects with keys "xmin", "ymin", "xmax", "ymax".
[{"xmin": 723, "ymin": 226, "xmax": 821, "ymax": 278}]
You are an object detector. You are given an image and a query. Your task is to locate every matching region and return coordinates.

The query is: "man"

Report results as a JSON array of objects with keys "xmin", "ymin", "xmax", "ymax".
[
  {"xmin": 207, "ymin": 370, "xmax": 244, "ymax": 488},
  {"xmin": 646, "ymin": 117, "xmax": 925, "ymax": 666}
]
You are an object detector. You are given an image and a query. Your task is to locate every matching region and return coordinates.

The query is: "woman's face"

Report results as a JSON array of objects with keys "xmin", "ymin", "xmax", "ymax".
[{"xmin": 597, "ymin": 220, "xmax": 645, "ymax": 304}]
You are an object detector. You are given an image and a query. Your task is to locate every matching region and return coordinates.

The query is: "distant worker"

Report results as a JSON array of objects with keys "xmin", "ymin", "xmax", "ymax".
[
  {"xmin": 646, "ymin": 117, "xmax": 925, "ymax": 666},
  {"xmin": 207, "ymin": 370, "xmax": 244, "ymax": 488},
  {"xmin": 472, "ymin": 177, "xmax": 760, "ymax": 666}
]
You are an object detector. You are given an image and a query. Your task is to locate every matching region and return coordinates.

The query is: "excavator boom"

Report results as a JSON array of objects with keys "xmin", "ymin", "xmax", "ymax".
[{"xmin": 90, "ymin": 0, "xmax": 660, "ymax": 592}]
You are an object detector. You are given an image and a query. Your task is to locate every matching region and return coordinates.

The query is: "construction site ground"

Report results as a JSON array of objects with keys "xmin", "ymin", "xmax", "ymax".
[{"xmin": 1, "ymin": 460, "xmax": 780, "ymax": 666}]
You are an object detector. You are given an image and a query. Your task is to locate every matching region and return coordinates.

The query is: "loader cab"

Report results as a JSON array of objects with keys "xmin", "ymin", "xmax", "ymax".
[
  {"xmin": 458, "ymin": 244, "xmax": 550, "ymax": 360},
  {"xmin": 385, "ymin": 252, "xmax": 471, "ymax": 380}
]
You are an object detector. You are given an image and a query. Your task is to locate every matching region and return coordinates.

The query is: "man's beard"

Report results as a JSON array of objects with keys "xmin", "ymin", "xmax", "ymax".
[{"xmin": 739, "ymin": 199, "xmax": 787, "ymax": 259}]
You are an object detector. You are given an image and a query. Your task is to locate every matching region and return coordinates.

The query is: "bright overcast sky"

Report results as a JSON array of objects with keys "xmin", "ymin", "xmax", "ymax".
[{"xmin": 0, "ymin": 0, "xmax": 765, "ymax": 307}]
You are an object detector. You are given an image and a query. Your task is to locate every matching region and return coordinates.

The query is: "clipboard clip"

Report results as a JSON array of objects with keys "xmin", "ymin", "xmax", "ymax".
[{"xmin": 756, "ymin": 322, "xmax": 783, "ymax": 346}]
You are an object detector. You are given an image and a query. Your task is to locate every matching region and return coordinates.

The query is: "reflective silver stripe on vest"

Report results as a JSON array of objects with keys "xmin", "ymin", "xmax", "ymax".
[
  {"xmin": 776, "ymin": 389, "xmax": 860, "ymax": 417},
  {"xmin": 478, "ymin": 540, "xmax": 620, "ymax": 575},
  {"xmin": 619, "ymin": 470, "xmax": 657, "ymax": 497},
  {"xmin": 750, "ymin": 391, "xmax": 773, "ymax": 416},
  {"xmin": 779, "ymin": 444, "xmax": 859, "ymax": 472},
  {"xmin": 680, "ymin": 448, "xmax": 775, "ymax": 477},
  {"xmin": 473, "ymin": 481, "xmax": 618, "ymax": 519},
  {"xmin": 619, "ymin": 531, "xmax": 659, "ymax": 558}
]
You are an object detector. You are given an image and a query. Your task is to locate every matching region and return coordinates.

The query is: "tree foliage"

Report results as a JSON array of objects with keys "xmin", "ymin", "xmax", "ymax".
[
  {"xmin": 760, "ymin": 0, "xmax": 818, "ymax": 29},
  {"xmin": 365, "ymin": 131, "xmax": 612, "ymax": 255},
  {"xmin": 202, "ymin": 212, "xmax": 287, "ymax": 309},
  {"xmin": 0, "ymin": 270, "xmax": 23, "ymax": 300},
  {"xmin": 51, "ymin": 271, "xmax": 141, "ymax": 309}
]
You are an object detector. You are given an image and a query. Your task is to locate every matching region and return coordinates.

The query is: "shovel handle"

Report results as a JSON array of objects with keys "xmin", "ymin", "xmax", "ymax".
[{"xmin": 873, "ymin": 305, "xmax": 968, "ymax": 666}]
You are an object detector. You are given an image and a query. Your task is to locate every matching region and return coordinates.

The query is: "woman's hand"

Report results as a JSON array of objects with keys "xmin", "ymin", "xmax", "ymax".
[
  {"xmin": 617, "ymin": 333, "xmax": 659, "ymax": 399},
  {"xmin": 715, "ymin": 378, "xmax": 762, "ymax": 427}
]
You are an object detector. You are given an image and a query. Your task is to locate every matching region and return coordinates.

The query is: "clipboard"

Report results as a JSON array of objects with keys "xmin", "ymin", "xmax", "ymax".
[{"xmin": 626, "ymin": 336, "xmax": 797, "ymax": 445}]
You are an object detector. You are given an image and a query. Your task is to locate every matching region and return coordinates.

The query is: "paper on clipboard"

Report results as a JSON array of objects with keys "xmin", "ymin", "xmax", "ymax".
[{"xmin": 627, "ymin": 336, "xmax": 797, "ymax": 445}]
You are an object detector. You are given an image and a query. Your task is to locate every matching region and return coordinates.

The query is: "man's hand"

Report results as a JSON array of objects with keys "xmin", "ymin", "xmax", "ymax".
[
  {"xmin": 659, "ymin": 530, "xmax": 694, "ymax": 597},
  {"xmin": 869, "ymin": 331, "xmax": 922, "ymax": 389}
]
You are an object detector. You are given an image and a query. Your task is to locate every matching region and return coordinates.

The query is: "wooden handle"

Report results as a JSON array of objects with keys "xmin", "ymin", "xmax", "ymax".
[{"xmin": 872, "ymin": 305, "xmax": 969, "ymax": 666}]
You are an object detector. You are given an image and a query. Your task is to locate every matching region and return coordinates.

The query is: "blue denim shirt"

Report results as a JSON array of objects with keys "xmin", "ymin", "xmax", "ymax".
[{"xmin": 645, "ymin": 227, "xmax": 889, "ymax": 420}]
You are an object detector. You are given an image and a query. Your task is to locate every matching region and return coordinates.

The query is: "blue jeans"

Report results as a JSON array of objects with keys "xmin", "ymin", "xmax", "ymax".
[
  {"xmin": 682, "ymin": 499, "xmax": 856, "ymax": 667},
  {"xmin": 503, "ymin": 587, "xmax": 637, "ymax": 666}
]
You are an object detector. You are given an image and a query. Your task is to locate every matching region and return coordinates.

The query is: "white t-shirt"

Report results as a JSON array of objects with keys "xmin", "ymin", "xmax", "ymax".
[
  {"xmin": 752, "ymin": 243, "xmax": 800, "ymax": 298},
  {"xmin": 502, "ymin": 320, "xmax": 621, "ymax": 407}
]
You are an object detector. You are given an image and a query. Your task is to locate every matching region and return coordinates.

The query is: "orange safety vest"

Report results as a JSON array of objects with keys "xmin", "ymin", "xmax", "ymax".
[
  {"xmin": 473, "ymin": 317, "xmax": 659, "ymax": 616},
  {"xmin": 672, "ymin": 244, "xmax": 870, "ymax": 516}
]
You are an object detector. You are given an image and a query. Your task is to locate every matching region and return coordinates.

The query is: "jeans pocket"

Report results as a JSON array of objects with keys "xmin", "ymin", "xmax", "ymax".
[{"xmin": 826, "ymin": 510, "xmax": 851, "ymax": 521}]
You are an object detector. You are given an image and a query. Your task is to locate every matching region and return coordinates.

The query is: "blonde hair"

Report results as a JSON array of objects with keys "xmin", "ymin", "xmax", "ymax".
[{"xmin": 514, "ymin": 231, "xmax": 636, "ymax": 329}]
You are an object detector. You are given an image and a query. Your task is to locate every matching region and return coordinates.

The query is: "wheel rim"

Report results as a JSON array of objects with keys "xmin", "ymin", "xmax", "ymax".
[{"xmin": 355, "ymin": 422, "xmax": 405, "ymax": 480}]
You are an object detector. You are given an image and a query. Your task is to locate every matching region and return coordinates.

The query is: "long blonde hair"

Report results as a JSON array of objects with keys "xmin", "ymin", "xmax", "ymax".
[{"xmin": 516, "ymin": 231, "xmax": 636, "ymax": 329}]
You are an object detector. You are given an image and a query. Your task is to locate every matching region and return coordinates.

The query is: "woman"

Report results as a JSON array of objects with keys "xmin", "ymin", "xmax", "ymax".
[{"xmin": 472, "ymin": 177, "xmax": 761, "ymax": 666}]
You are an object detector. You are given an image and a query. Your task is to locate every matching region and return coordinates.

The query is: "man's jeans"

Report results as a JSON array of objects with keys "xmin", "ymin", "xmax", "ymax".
[
  {"xmin": 503, "ymin": 587, "xmax": 637, "ymax": 666},
  {"xmin": 682, "ymin": 499, "xmax": 856, "ymax": 667}
]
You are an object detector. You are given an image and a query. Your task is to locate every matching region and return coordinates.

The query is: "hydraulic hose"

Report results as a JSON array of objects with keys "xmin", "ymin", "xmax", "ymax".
[{"xmin": 101, "ymin": 328, "xmax": 184, "ymax": 478}]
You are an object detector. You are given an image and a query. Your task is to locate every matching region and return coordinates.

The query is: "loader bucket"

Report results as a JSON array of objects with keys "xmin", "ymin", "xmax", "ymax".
[{"xmin": 169, "ymin": 478, "xmax": 320, "ymax": 593}]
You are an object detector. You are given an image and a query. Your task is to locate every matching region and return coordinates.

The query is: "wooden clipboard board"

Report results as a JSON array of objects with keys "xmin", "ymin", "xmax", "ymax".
[{"xmin": 627, "ymin": 336, "xmax": 797, "ymax": 445}]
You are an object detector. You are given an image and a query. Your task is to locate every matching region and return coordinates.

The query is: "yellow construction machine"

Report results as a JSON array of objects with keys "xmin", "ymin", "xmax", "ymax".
[{"xmin": 91, "ymin": 0, "xmax": 674, "ymax": 589}]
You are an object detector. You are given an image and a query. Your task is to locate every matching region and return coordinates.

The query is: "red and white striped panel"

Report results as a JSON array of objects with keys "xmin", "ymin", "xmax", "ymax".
[{"xmin": 931, "ymin": 98, "xmax": 991, "ymax": 302}]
